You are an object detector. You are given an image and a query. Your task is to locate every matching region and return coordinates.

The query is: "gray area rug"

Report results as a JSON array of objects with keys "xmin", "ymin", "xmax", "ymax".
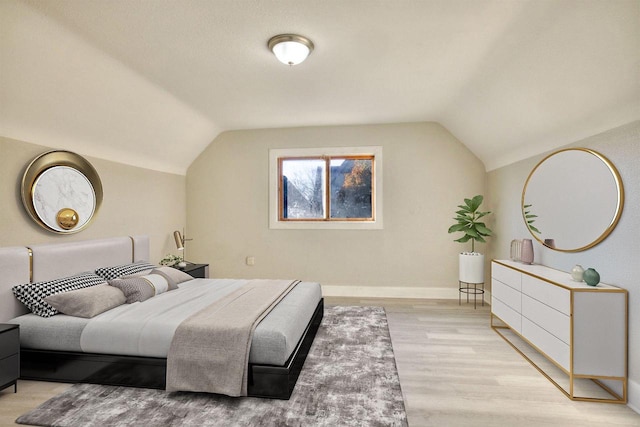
[{"xmin": 17, "ymin": 306, "xmax": 407, "ymax": 426}]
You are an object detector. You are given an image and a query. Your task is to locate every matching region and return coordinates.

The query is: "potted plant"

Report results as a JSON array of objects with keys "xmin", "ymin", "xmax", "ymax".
[
  {"xmin": 159, "ymin": 254, "xmax": 182, "ymax": 267},
  {"xmin": 448, "ymin": 195, "xmax": 493, "ymax": 283}
]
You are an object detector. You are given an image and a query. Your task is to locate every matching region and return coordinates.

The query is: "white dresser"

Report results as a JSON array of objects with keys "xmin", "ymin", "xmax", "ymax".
[{"xmin": 491, "ymin": 260, "xmax": 627, "ymax": 403}]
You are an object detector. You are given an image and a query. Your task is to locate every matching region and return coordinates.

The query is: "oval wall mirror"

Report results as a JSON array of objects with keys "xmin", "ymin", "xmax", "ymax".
[
  {"xmin": 21, "ymin": 150, "xmax": 103, "ymax": 234},
  {"xmin": 522, "ymin": 148, "xmax": 624, "ymax": 252}
]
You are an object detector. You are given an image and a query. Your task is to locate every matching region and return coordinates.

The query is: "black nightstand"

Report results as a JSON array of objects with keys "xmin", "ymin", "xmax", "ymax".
[
  {"xmin": 174, "ymin": 263, "xmax": 209, "ymax": 279},
  {"xmin": 0, "ymin": 324, "xmax": 19, "ymax": 393}
]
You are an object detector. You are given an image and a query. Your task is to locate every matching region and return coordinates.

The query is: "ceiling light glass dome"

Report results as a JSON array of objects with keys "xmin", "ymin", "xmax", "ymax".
[{"xmin": 268, "ymin": 34, "xmax": 314, "ymax": 66}]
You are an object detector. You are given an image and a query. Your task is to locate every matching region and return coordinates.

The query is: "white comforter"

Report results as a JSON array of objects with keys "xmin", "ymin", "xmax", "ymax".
[{"xmin": 80, "ymin": 279, "xmax": 249, "ymax": 357}]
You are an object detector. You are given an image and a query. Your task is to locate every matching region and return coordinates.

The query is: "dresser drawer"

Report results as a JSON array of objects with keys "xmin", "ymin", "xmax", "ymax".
[
  {"xmin": 492, "ymin": 296, "xmax": 521, "ymax": 334},
  {"xmin": 492, "ymin": 262, "xmax": 521, "ymax": 291},
  {"xmin": 522, "ymin": 317, "xmax": 570, "ymax": 371},
  {"xmin": 492, "ymin": 278, "xmax": 521, "ymax": 313},
  {"xmin": 521, "ymin": 274, "xmax": 570, "ymax": 315},
  {"xmin": 0, "ymin": 327, "xmax": 19, "ymax": 360},
  {"xmin": 522, "ymin": 294, "xmax": 570, "ymax": 344},
  {"xmin": 0, "ymin": 354, "xmax": 19, "ymax": 388}
]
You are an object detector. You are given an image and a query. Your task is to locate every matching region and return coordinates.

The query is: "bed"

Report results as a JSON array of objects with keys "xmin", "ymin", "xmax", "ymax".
[{"xmin": 0, "ymin": 236, "xmax": 323, "ymax": 399}]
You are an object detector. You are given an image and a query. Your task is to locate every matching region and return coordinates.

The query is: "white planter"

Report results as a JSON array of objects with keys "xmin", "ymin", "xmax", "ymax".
[{"xmin": 459, "ymin": 252, "xmax": 485, "ymax": 283}]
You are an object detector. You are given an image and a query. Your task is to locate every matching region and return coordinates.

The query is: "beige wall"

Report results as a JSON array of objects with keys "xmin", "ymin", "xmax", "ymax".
[
  {"xmin": 0, "ymin": 136, "xmax": 186, "ymax": 263},
  {"xmin": 187, "ymin": 122, "xmax": 486, "ymax": 297},
  {"xmin": 486, "ymin": 120, "xmax": 640, "ymax": 411}
]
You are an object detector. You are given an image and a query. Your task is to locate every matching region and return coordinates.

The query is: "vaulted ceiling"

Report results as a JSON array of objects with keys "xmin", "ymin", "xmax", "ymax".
[{"xmin": 1, "ymin": 0, "xmax": 638, "ymax": 175}]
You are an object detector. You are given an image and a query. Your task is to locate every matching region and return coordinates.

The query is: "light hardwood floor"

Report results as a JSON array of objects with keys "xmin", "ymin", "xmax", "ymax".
[{"xmin": 1, "ymin": 298, "xmax": 638, "ymax": 426}]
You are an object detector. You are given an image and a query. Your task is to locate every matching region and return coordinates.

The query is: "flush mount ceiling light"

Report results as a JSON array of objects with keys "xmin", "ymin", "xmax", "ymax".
[{"xmin": 268, "ymin": 34, "xmax": 314, "ymax": 66}]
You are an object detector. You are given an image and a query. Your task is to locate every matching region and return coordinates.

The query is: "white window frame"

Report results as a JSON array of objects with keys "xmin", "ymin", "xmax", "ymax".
[{"xmin": 269, "ymin": 146, "xmax": 383, "ymax": 229}]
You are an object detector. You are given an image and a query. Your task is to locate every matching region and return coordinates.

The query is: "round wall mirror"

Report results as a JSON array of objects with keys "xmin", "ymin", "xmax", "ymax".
[
  {"xmin": 522, "ymin": 148, "xmax": 624, "ymax": 252},
  {"xmin": 21, "ymin": 151, "xmax": 103, "ymax": 234}
]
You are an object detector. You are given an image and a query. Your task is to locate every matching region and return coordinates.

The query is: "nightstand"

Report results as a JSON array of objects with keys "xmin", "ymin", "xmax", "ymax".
[
  {"xmin": 174, "ymin": 263, "xmax": 209, "ymax": 279},
  {"xmin": 0, "ymin": 324, "xmax": 19, "ymax": 393}
]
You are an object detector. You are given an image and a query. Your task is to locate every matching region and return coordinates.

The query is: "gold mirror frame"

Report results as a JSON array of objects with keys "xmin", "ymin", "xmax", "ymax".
[
  {"xmin": 521, "ymin": 148, "xmax": 624, "ymax": 252},
  {"xmin": 21, "ymin": 150, "xmax": 103, "ymax": 234}
]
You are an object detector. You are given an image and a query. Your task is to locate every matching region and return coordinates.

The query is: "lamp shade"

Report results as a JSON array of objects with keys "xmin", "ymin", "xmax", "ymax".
[
  {"xmin": 173, "ymin": 230, "xmax": 184, "ymax": 250},
  {"xmin": 268, "ymin": 34, "xmax": 314, "ymax": 66}
]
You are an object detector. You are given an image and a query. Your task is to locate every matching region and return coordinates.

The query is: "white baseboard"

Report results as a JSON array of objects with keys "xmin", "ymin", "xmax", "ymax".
[
  {"xmin": 628, "ymin": 379, "xmax": 640, "ymax": 414},
  {"xmin": 321, "ymin": 285, "xmax": 492, "ymax": 302}
]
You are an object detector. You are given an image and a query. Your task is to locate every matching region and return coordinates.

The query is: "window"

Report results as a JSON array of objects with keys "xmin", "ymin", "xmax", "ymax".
[
  {"xmin": 279, "ymin": 156, "xmax": 374, "ymax": 221},
  {"xmin": 270, "ymin": 147, "xmax": 383, "ymax": 229}
]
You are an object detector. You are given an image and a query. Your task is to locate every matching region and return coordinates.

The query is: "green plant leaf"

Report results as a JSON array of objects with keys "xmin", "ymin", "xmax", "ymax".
[
  {"xmin": 465, "ymin": 228, "xmax": 480, "ymax": 238},
  {"xmin": 475, "ymin": 224, "xmax": 492, "ymax": 235},
  {"xmin": 464, "ymin": 197, "xmax": 478, "ymax": 212},
  {"xmin": 455, "ymin": 235, "xmax": 472, "ymax": 243},
  {"xmin": 523, "ymin": 203, "xmax": 542, "ymax": 234},
  {"xmin": 469, "ymin": 195, "xmax": 483, "ymax": 211},
  {"xmin": 448, "ymin": 224, "xmax": 467, "ymax": 233}
]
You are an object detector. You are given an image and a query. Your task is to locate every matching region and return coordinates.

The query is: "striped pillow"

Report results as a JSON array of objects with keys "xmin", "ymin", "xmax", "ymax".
[{"xmin": 95, "ymin": 261, "xmax": 156, "ymax": 280}]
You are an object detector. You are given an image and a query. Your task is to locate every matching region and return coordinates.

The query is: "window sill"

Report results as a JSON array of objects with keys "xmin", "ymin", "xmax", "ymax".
[{"xmin": 269, "ymin": 219, "xmax": 383, "ymax": 230}]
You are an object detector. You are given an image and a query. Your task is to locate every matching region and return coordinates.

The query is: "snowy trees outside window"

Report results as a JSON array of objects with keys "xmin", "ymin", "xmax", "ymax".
[{"xmin": 279, "ymin": 156, "xmax": 374, "ymax": 221}]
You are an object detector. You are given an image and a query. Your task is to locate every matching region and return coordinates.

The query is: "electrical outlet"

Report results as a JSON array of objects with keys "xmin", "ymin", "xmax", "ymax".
[{"xmin": 246, "ymin": 256, "xmax": 255, "ymax": 266}]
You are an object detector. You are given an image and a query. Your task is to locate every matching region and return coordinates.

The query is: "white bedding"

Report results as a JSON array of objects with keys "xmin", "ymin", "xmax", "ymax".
[{"xmin": 81, "ymin": 279, "xmax": 253, "ymax": 357}]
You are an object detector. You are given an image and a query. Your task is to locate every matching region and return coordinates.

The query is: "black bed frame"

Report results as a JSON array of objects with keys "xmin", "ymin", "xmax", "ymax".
[{"xmin": 20, "ymin": 299, "xmax": 323, "ymax": 400}]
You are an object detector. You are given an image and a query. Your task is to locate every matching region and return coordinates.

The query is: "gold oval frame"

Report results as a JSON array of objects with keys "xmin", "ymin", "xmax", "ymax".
[
  {"xmin": 21, "ymin": 150, "xmax": 103, "ymax": 234},
  {"xmin": 521, "ymin": 147, "xmax": 624, "ymax": 252}
]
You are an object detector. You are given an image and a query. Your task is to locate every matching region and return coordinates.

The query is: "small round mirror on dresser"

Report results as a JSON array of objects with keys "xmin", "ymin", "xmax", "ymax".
[
  {"xmin": 521, "ymin": 148, "xmax": 624, "ymax": 252},
  {"xmin": 21, "ymin": 150, "xmax": 103, "ymax": 234}
]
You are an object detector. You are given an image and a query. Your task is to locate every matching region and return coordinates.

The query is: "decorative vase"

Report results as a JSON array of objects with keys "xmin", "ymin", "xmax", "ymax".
[
  {"xmin": 521, "ymin": 239, "xmax": 534, "ymax": 264},
  {"xmin": 583, "ymin": 268, "xmax": 600, "ymax": 286},
  {"xmin": 459, "ymin": 252, "xmax": 485, "ymax": 284},
  {"xmin": 571, "ymin": 265, "xmax": 584, "ymax": 282},
  {"xmin": 510, "ymin": 239, "xmax": 522, "ymax": 262}
]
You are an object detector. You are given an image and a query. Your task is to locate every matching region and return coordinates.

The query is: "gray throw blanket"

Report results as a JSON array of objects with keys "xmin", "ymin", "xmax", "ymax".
[{"xmin": 166, "ymin": 279, "xmax": 299, "ymax": 396}]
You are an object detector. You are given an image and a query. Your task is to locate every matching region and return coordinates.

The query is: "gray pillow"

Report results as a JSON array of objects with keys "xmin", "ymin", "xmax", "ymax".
[
  {"xmin": 108, "ymin": 274, "xmax": 170, "ymax": 303},
  {"xmin": 44, "ymin": 284, "xmax": 126, "ymax": 318},
  {"xmin": 150, "ymin": 266, "xmax": 194, "ymax": 290}
]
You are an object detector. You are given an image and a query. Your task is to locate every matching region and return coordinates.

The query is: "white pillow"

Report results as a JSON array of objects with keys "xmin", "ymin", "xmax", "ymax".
[
  {"xmin": 145, "ymin": 274, "xmax": 169, "ymax": 295},
  {"xmin": 150, "ymin": 266, "xmax": 194, "ymax": 290}
]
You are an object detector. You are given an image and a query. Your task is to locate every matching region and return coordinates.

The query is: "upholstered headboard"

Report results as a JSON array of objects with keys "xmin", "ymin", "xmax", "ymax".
[
  {"xmin": 0, "ymin": 236, "xmax": 149, "ymax": 322},
  {"xmin": 0, "ymin": 247, "xmax": 31, "ymax": 323}
]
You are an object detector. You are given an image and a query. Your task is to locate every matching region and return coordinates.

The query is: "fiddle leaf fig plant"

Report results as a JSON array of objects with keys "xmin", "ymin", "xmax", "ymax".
[{"xmin": 448, "ymin": 195, "xmax": 493, "ymax": 253}]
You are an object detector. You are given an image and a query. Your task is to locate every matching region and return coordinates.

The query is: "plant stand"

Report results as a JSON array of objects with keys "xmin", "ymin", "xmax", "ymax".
[{"xmin": 459, "ymin": 281, "xmax": 484, "ymax": 309}]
